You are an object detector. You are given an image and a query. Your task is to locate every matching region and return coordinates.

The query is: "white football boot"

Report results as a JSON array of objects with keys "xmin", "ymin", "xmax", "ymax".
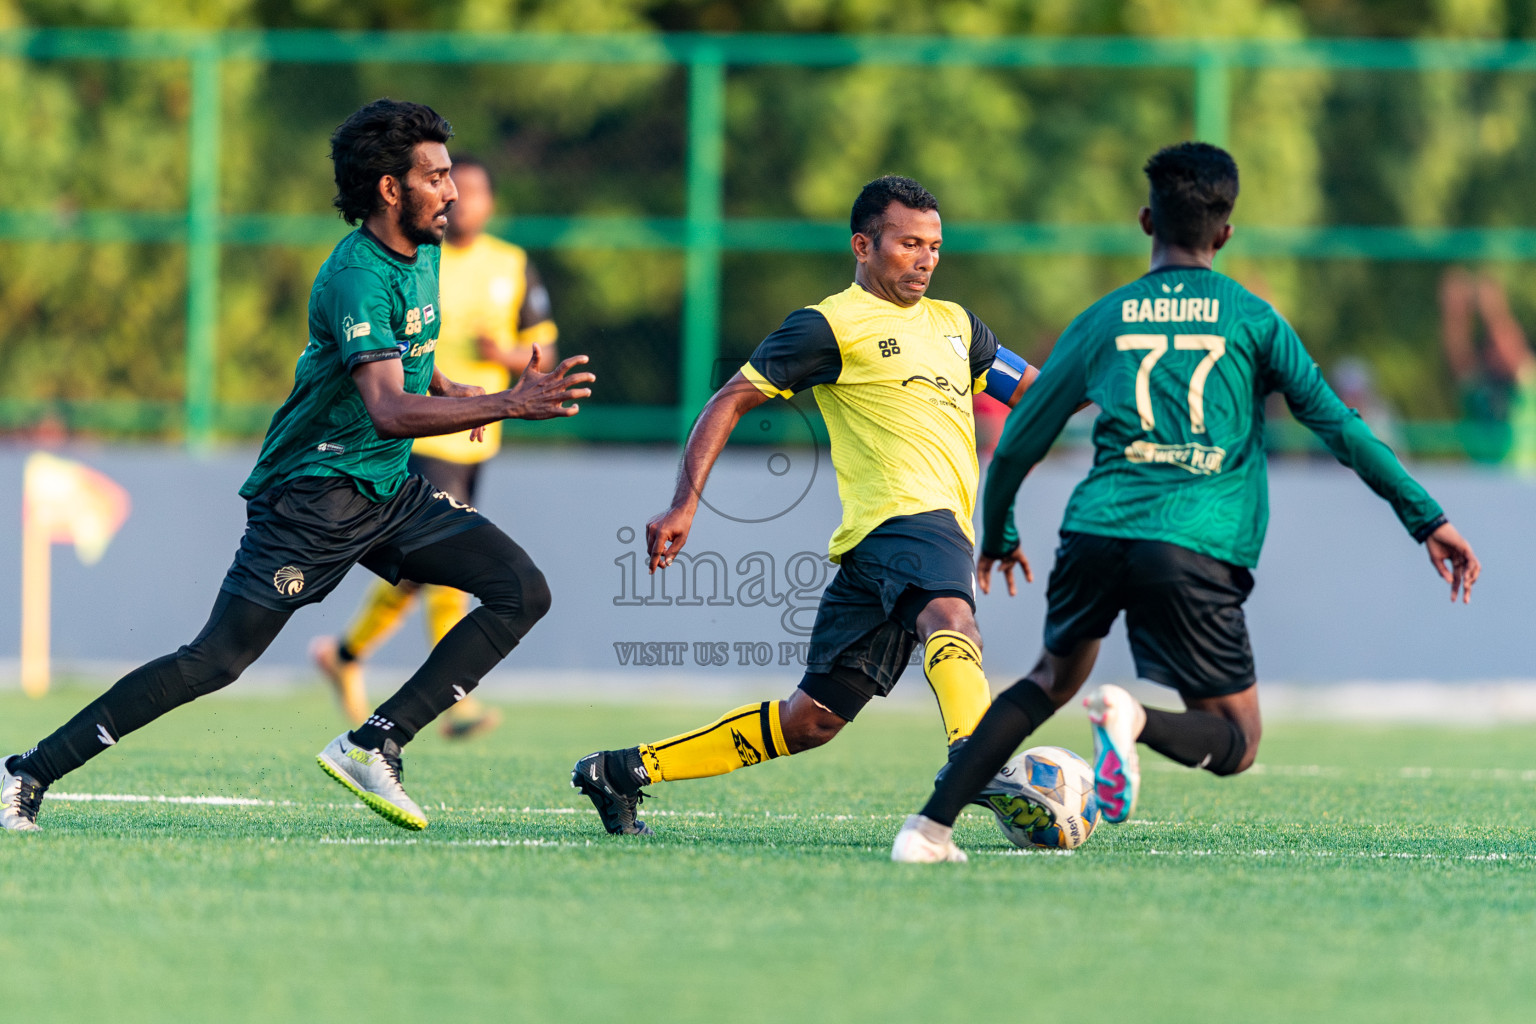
[
  {"xmin": 1084, "ymin": 684, "xmax": 1145, "ymax": 824},
  {"xmin": 1, "ymin": 756, "xmax": 45, "ymax": 832},
  {"xmin": 890, "ymin": 814, "xmax": 969, "ymax": 863},
  {"xmin": 316, "ymin": 733, "xmax": 428, "ymax": 831}
]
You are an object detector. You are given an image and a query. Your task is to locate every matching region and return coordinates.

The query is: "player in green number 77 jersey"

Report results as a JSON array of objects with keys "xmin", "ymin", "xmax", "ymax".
[{"xmin": 893, "ymin": 142, "xmax": 1481, "ymax": 864}]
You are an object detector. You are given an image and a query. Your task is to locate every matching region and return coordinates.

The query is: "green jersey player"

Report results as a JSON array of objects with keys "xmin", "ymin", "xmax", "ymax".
[
  {"xmin": 893, "ymin": 142, "xmax": 1480, "ymax": 863},
  {"xmin": 1, "ymin": 100, "xmax": 593, "ymax": 834}
]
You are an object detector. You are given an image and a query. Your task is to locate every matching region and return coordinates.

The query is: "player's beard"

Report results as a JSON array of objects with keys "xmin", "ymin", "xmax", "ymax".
[{"xmin": 399, "ymin": 189, "xmax": 449, "ymax": 247}]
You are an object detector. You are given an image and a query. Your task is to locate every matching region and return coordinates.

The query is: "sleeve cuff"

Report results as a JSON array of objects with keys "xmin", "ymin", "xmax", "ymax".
[
  {"xmin": 740, "ymin": 361, "xmax": 793, "ymax": 399},
  {"xmin": 980, "ymin": 521, "xmax": 1020, "ymax": 559},
  {"xmin": 344, "ymin": 346, "xmax": 403, "ymax": 371},
  {"xmin": 1412, "ymin": 513, "xmax": 1448, "ymax": 544}
]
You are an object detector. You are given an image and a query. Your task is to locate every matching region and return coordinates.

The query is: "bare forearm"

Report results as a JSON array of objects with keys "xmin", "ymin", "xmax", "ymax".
[
  {"xmin": 369, "ymin": 392, "xmax": 509, "ymax": 439},
  {"xmin": 670, "ymin": 399, "xmax": 742, "ymax": 510},
  {"xmin": 670, "ymin": 383, "xmax": 767, "ymax": 510}
]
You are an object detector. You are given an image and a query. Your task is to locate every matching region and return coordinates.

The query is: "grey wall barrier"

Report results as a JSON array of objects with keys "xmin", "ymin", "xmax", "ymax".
[{"xmin": 0, "ymin": 442, "xmax": 1528, "ymax": 686}]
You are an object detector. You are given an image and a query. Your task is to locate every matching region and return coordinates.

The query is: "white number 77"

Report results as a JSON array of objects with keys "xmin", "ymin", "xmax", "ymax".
[{"xmin": 1114, "ymin": 333, "xmax": 1226, "ymax": 433}]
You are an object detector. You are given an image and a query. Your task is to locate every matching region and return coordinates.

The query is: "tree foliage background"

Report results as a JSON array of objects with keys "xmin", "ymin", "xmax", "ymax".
[{"xmin": 8, "ymin": 0, "xmax": 1536, "ymax": 430}]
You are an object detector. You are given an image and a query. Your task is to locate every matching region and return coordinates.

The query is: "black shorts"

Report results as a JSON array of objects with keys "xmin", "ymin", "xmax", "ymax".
[
  {"xmin": 407, "ymin": 453, "xmax": 481, "ymax": 507},
  {"xmin": 799, "ymin": 510, "xmax": 976, "ymax": 720},
  {"xmin": 1043, "ymin": 531, "xmax": 1256, "ymax": 700},
  {"xmin": 220, "ymin": 474, "xmax": 490, "ymax": 612}
]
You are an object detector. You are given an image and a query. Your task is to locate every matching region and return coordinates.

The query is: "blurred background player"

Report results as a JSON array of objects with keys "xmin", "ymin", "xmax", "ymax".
[
  {"xmin": 311, "ymin": 156, "xmax": 558, "ymax": 739},
  {"xmin": 571, "ymin": 176, "xmax": 1037, "ymax": 836},
  {"xmin": 893, "ymin": 142, "xmax": 1480, "ymax": 863},
  {"xmin": 1439, "ymin": 268, "xmax": 1536, "ymax": 470}
]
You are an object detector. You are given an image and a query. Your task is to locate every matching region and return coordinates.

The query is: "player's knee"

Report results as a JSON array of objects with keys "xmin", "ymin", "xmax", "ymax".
[
  {"xmin": 916, "ymin": 604, "xmax": 980, "ymax": 647},
  {"xmin": 1207, "ymin": 722, "xmax": 1257, "ymax": 777},
  {"xmin": 1228, "ymin": 730, "xmax": 1261, "ymax": 775},
  {"xmin": 783, "ymin": 714, "xmax": 844, "ymax": 754},
  {"xmin": 477, "ymin": 560, "xmax": 551, "ymax": 637},
  {"xmin": 176, "ymin": 643, "xmax": 252, "ymax": 698},
  {"xmin": 520, "ymin": 566, "xmax": 553, "ymax": 626}
]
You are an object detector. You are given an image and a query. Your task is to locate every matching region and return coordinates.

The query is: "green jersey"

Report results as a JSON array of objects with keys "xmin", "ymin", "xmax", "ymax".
[
  {"xmin": 241, "ymin": 229, "xmax": 442, "ymax": 502},
  {"xmin": 983, "ymin": 266, "xmax": 1444, "ymax": 567}
]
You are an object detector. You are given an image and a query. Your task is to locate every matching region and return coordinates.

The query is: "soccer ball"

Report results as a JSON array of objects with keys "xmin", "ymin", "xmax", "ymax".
[{"xmin": 988, "ymin": 745, "xmax": 1101, "ymax": 850}]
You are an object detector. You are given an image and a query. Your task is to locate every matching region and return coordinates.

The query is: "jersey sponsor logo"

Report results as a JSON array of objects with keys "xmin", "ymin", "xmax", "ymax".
[
  {"xmin": 1123, "ymin": 440, "xmax": 1227, "ymax": 475},
  {"xmin": 404, "ymin": 307, "xmax": 423, "ymax": 336},
  {"xmin": 1121, "ymin": 297, "xmax": 1220, "ymax": 324},
  {"xmin": 341, "ymin": 315, "xmax": 372, "ymax": 341},
  {"xmin": 423, "ymin": 303, "xmax": 436, "ymax": 324},
  {"xmin": 408, "ymin": 338, "xmax": 438, "ymax": 358},
  {"xmin": 731, "ymin": 728, "xmax": 762, "ymax": 767},
  {"xmin": 273, "ymin": 565, "xmax": 306, "ymax": 597},
  {"xmin": 902, "ymin": 373, "xmax": 972, "ymax": 407},
  {"xmin": 878, "ymin": 337, "xmax": 901, "ymax": 357},
  {"xmin": 316, "ymin": 442, "xmax": 346, "ymax": 454},
  {"xmin": 945, "ymin": 333, "xmax": 967, "ymax": 359}
]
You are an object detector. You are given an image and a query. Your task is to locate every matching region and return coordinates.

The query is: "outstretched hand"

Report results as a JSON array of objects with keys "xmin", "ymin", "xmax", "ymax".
[
  {"xmin": 503, "ymin": 346, "xmax": 594, "ymax": 420},
  {"xmin": 977, "ymin": 547, "xmax": 1033, "ymax": 597},
  {"xmin": 1426, "ymin": 521, "xmax": 1480, "ymax": 603}
]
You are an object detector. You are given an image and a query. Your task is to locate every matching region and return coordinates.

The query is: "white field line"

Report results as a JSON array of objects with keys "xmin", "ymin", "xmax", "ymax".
[
  {"xmin": 37, "ymin": 794, "xmax": 1536, "ymax": 864},
  {"xmin": 306, "ymin": 836, "xmax": 1536, "ymax": 864},
  {"xmin": 979, "ymin": 848, "xmax": 1536, "ymax": 862},
  {"xmin": 47, "ymin": 793, "xmax": 903, "ymax": 820},
  {"xmin": 48, "ymin": 758, "xmax": 1536, "ymax": 822},
  {"xmin": 50, "ymin": 792, "xmax": 360, "ymax": 810},
  {"xmin": 46, "ymin": 758, "xmax": 1536, "ymax": 818}
]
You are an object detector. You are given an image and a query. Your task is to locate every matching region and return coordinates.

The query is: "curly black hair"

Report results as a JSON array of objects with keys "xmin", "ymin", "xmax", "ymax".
[
  {"xmin": 330, "ymin": 99, "xmax": 454, "ymax": 225},
  {"xmin": 1143, "ymin": 142, "xmax": 1239, "ymax": 250},
  {"xmin": 850, "ymin": 175, "xmax": 939, "ymax": 242}
]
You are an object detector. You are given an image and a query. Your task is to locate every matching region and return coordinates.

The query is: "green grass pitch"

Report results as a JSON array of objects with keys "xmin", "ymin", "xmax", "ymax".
[{"xmin": 2, "ymin": 685, "xmax": 1534, "ymax": 1023}]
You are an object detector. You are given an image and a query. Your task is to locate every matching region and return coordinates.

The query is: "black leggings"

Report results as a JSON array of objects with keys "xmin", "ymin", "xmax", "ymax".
[{"xmin": 14, "ymin": 524, "xmax": 548, "ymax": 786}]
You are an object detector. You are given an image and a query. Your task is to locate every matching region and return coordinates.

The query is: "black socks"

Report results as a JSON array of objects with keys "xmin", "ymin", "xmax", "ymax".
[
  {"xmin": 348, "ymin": 608, "xmax": 517, "ymax": 750},
  {"xmin": 920, "ymin": 679, "xmax": 1059, "ymax": 827},
  {"xmin": 1139, "ymin": 706, "xmax": 1247, "ymax": 776}
]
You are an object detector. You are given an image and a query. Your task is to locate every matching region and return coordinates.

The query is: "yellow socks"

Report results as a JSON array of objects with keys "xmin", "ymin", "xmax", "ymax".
[
  {"xmin": 422, "ymin": 585, "xmax": 471, "ymax": 645},
  {"xmin": 342, "ymin": 580, "xmax": 418, "ymax": 660},
  {"xmin": 923, "ymin": 630, "xmax": 990, "ymax": 745},
  {"xmin": 639, "ymin": 702, "xmax": 787, "ymax": 782}
]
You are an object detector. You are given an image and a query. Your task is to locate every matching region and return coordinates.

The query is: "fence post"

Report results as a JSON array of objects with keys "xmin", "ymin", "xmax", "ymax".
[
  {"xmin": 680, "ymin": 43, "xmax": 726, "ymax": 440},
  {"xmin": 1194, "ymin": 50, "xmax": 1230, "ymax": 147},
  {"xmin": 185, "ymin": 36, "xmax": 221, "ymax": 447}
]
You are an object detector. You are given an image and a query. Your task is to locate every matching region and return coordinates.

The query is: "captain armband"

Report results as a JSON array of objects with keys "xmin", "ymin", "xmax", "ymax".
[{"xmin": 983, "ymin": 347, "xmax": 1031, "ymax": 403}]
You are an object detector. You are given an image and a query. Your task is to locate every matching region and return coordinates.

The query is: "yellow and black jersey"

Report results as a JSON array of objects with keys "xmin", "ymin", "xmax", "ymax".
[
  {"xmin": 740, "ymin": 282, "xmax": 1023, "ymax": 560},
  {"xmin": 412, "ymin": 233, "xmax": 558, "ymax": 465}
]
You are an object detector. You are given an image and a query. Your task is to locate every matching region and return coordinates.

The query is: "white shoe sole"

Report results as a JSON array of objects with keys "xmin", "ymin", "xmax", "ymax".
[{"xmin": 316, "ymin": 752, "xmax": 428, "ymax": 831}]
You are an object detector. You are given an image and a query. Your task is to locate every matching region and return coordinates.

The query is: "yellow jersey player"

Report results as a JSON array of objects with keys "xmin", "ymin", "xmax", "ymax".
[
  {"xmin": 571, "ymin": 176, "xmax": 1039, "ymax": 835},
  {"xmin": 311, "ymin": 155, "xmax": 558, "ymax": 738}
]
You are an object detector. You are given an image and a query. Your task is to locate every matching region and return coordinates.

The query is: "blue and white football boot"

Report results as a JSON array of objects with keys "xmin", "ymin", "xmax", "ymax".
[{"xmin": 1084, "ymin": 684, "xmax": 1144, "ymax": 824}]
